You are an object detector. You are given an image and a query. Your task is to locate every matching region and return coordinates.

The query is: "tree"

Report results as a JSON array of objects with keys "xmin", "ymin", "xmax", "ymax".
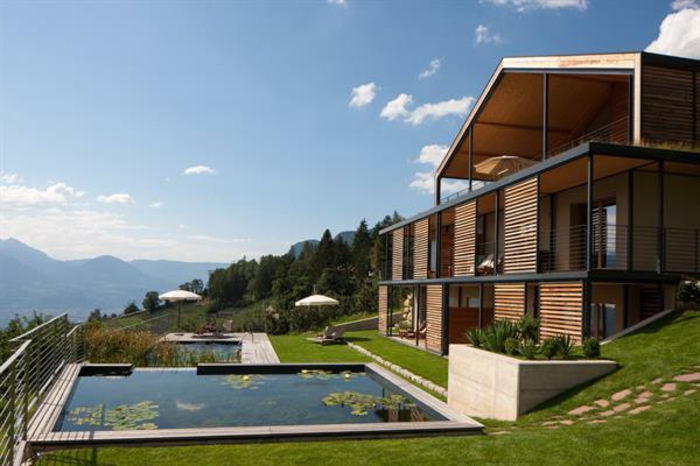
[
  {"xmin": 88, "ymin": 308, "xmax": 103, "ymax": 322},
  {"xmin": 123, "ymin": 302, "xmax": 139, "ymax": 315},
  {"xmin": 351, "ymin": 220, "xmax": 373, "ymax": 280},
  {"xmin": 143, "ymin": 291, "xmax": 161, "ymax": 314}
]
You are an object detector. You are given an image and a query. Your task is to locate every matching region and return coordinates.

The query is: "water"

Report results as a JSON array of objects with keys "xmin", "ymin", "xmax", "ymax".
[
  {"xmin": 176, "ymin": 341, "xmax": 241, "ymax": 362},
  {"xmin": 56, "ymin": 369, "xmax": 445, "ymax": 431}
]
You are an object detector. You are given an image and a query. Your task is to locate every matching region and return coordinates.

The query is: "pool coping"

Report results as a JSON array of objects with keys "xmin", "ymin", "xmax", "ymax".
[{"xmin": 26, "ymin": 362, "xmax": 482, "ymax": 453}]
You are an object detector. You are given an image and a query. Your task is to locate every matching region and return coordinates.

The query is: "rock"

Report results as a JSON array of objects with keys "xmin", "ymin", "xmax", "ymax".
[
  {"xmin": 568, "ymin": 405, "xmax": 595, "ymax": 416},
  {"xmin": 629, "ymin": 405, "xmax": 651, "ymax": 415},
  {"xmin": 661, "ymin": 383, "xmax": 677, "ymax": 392},
  {"xmin": 673, "ymin": 372, "xmax": 700, "ymax": 383},
  {"xmin": 600, "ymin": 409, "xmax": 616, "ymax": 417},
  {"xmin": 612, "ymin": 389, "xmax": 632, "ymax": 401},
  {"xmin": 588, "ymin": 419, "xmax": 606, "ymax": 424},
  {"xmin": 613, "ymin": 403, "xmax": 630, "ymax": 413},
  {"xmin": 594, "ymin": 399, "xmax": 610, "ymax": 408}
]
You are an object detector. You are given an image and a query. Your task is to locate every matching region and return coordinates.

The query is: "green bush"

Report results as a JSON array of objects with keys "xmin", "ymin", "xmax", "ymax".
[
  {"xmin": 677, "ymin": 280, "xmax": 700, "ymax": 303},
  {"xmin": 465, "ymin": 327, "xmax": 484, "ymax": 348},
  {"xmin": 482, "ymin": 319, "xmax": 520, "ymax": 353},
  {"xmin": 518, "ymin": 339, "xmax": 539, "ymax": 360},
  {"xmin": 518, "ymin": 316, "xmax": 540, "ymax": 342},
  {"xmin": 582, "ymin": 337, "xmax": 601, "ymax": 358},
  {"xmin": 504, "ymin": 337, "xmax": 519, "ymax": 356},
  {"xmin": 554, "ymin": 334, "xmax": 575, "ymax": 359},
  {"xmin": 540, "ymin": 337, "xmax": 558, "ymax": 360}
]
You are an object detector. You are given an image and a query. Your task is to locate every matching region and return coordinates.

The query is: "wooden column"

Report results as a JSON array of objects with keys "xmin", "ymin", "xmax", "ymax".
[
  {"xmin": 503, "ymin": 177, "xmax": 539, "ymax": 274},
  {"xmin": 425, "ymin": 285, "xmax": 444, "ymax": 353},
  {"xmin": 392, "ymin": 228, "xmax": 404, "ymax": 281},
  {"xmin": 378, "ymin": 285, "xmax": 389, "ymax": 335},
  {"xmin": 414, "ymin": 219, "xmax": 429, "ymax": 280},
  {"xmin": 453, "ymin": 201, "xmax": 477, "ymax": 276},
  {"xmin": 494, "ymin": 283, "xmax": 525, "ymax": 322},
  {"xmin": 539, "ymin": 282, "xmax": 584, "ymax": 344}
]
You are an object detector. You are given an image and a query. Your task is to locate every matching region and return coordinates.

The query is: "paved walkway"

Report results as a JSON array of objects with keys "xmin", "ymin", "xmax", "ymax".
[{"xmin": 163, "ymin": 332, "xmax": 280, "ymax": 364}]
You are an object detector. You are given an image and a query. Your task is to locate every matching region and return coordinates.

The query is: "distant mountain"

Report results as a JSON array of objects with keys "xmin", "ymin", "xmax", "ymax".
[
  {"xmin": 0, "ymin": 238, "xmax": 227, "ymax": 324},
  {"xmin": 288, "ymin": 231, "xmax": 355, "ymax": 258}
]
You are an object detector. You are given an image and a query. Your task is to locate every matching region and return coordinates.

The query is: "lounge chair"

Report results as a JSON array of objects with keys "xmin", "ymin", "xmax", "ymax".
[
  {"xmin": 418, "ymin": 322, "xmax": 428, "ymax": 340},
  {"xmin": 317, "ymin": 326, "xmax": 334, "ymax": 338},
  {"xmin": 307, "ymin": 328, "xmax": 346, "ymax": 345}
]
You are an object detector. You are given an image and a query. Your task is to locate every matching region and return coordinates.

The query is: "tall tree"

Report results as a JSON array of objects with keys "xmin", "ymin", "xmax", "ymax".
[
  {"xmin": 351, "ymin": 220, "xmax": 373, "ymax": 280},
  {"xmin": 142, "ymin": 291, "xmax": 161, "ymax": 314}
]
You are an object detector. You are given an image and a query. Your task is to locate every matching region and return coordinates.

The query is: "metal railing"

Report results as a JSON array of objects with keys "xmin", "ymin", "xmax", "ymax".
[
  {"xmin": 1, "ymin": 314, "xmax": 83, "ymax": 466},
  {"xmin": 548, "ymin": 116, "xmax": 630, "ymax": 158}
]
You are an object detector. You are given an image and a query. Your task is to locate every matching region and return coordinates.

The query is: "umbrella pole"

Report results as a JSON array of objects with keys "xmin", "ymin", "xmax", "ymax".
[{"xmin": 177, "ymin": 301, "xmax": 182, "ymax": 332}]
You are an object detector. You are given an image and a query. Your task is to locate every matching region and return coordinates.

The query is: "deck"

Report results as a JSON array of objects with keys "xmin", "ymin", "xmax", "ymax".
[{"xmin": 162, "ymin": 332, "xmax": 280, "ymax": 364}]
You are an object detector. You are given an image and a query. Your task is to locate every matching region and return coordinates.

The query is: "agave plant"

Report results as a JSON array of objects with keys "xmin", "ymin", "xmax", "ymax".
[
  {"xmin": 554, "ymin": 334, "xmax": 575, "ymax": 359},
  {"xmin": 482, "ymin": 319, "xmax": 520, "ymax": 354},
  {"xmin": 518, "ymin": 339, "xmax": 539, "ymax": 360},
  {"xmin": 465, "ymin": 327, "xmax": 484, "ymax": 348}
]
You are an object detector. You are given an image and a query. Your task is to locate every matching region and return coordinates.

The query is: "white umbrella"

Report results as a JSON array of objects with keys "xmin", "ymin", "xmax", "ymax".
[
  {"xmin": 159, "ymin": 290, "xmax": 202, "ymax": 331},
  {"xmin": 295, "ymin": 294, "xmax": 339, "ymax": 307}
]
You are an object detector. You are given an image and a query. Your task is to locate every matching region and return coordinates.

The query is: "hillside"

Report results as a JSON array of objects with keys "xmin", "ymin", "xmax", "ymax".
[{"xmin": 0, "ymin": 238, "xmax": 227, "ymax": 323}]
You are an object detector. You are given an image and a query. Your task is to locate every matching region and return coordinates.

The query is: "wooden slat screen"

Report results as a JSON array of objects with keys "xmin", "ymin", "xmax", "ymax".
[
  {"xmin": 414, "ymin": 219, "xmax": 429, "ymax": 280},
  {"xmin": 392, "ymin": 228, "xmax": 404, "ymax": 281},
  {"xmin": 378, "ymin": 285, "xmax": 388, "ymax": 335},
  {"xmin": 642, "ymin": 65, "xmax": 696, "ymax": 143},
  {"xmin": 539, "ymin": 282, "xmax": 583, "ymax": 343},
  {"xmin": 494, "ymin": 283, "xmax": 525, "ymax": 322},
  {"xmin": 426, "ymin": 285, "xmax": 444, "ymax": 353},
  {"xmin": 503, "ymin": 177, "xmax": 539, "ymax": 274},
  {"xmin": 453, "ymin": 201, "xmax": 476, "ymax": 276}
]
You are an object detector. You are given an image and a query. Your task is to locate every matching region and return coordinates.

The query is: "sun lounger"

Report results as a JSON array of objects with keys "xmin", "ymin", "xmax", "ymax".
[{"xmin": 307, "ymin": 328, "xmax": 346, "ymax": 345}]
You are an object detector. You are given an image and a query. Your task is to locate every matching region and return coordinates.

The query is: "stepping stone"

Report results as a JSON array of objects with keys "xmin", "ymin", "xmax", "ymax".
[
  {"xmin": 588, "ymin": 419, "xmax": 606, "ymax": 424},
  {"xmin": 635, "ymin": 385, "xmax": 646, "ymax": 390},
  {"xmin": 568, "ymin": 405, "xmax": 595, "ymax": 416},
  {"xmin": 673, "ymin": 372, "xmax": 700, "ymax": 383},
  {"xmin": 612, "ymin": 389, "xmax": 631, "ymax": 401},
  {"xmin": 559, "ymin": 419, "xmax": 574, "ymax": 426},
  {"xmin": 683, "ymin": 389, "xmax": 696, "ymax": 396},
  {"xmin": 613, "ymin": 402, "xmax": 631, "ymax": 413},
  {"xmin": 546, "ymin": 426, "xmax": 560, "ymax": 430},
  {"xmin": 629, "ymin": 405, "xmax": 651, "ymax": 415},
  {"xmin": 661, "ymin": 383, "xmax": 677, "ymax": 392},
  {"xmin": 594, "ymin": 399, "xmax": 610, "ymax": 408},
  {"xmin": 543, "ymin": 421, "xmax": 559, "ymax": 426},
  {"xmin": 651, "ymin": 377, "xmax": 663, "ymax": 385},
  {"xmin": 600, "ymin": 409, "xmax": 616, "ymax": 417},
  {"xmin": 635, "ymin": 391, "xmax": 653, "ymax": 404},
  {"xmin": 491, "ymin": 431, "xmax": 510, "ymax": 435}
]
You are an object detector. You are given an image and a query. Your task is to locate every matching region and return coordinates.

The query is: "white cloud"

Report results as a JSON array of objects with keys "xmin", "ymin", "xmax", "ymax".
[
  {"xmin": 380, "ymin": 93, "xmax": 414, "ymax": 120},
  {"xmin": 419, "ymin": 58, "xmax": 441, "ymax": 79},
  {"xmin": 671, "ymin": 0, "xmax": 699, "ymax": 11},
  {"xmin": 409, "ymin": 144, "xmax": 468, "ymax": 195},
  {"xmin": 349, "ymin": 82, "xmax": 378, "ymax": 108},
  {"xmin": 416, "ymin": 144, "xmax": 449, "ymax": 167},
  {"xmin": 405, "ymin": 96, "xmax": 475, "ymax": 126},
  {"xmin": 475, "ymin": 24, "xmax": 503, "ymax": 45},
  {"xmin": 149, "ymin": 201, "xmax": 163, "ymax": 209},
  {"xmin": 0, "ymin": 172, "xmax": 21, "ymax": 184},
  {"xmin": 0, "ymin": 182, "xmax": 84, "ymax": 210},
  {"xmin": 647, "ymin": 8, "xmax": 700, "ymax": 59},
  {"xmin": 97, "ymin": 193, "xmax": 135, "ymax": 204},
  {"xmin": 183, "ymin": 165, "xmax": 216, "ymax": 176},
  {"xmin": 381, "ymin": 95, "xmax": 474, "ymax": 125},
  {"xmin": 482, "ymin": 0, "xmax": 588, "ymax": 12},
  {"xmin": 327, "ymin": 0, "xmax": 347, "ymax": 6}
]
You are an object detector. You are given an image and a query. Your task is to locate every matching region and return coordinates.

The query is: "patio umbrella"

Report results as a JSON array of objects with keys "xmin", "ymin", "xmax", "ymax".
[
  {"xmin": 159, "ymin": 290, "xmax": 202, "ymax": 331},
  {"xmin": 473, "ymin": 155, "xmax": 536, "ymax": 181},
  {"xmin": 295, "ymin": 294, "xmax": 339, "ymax": 307}
]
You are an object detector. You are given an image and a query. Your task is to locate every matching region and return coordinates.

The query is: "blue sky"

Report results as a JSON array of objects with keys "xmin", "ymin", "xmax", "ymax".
[{"xmin": 1, "ymin": 0, "xmax": 698, "ymax": 262}]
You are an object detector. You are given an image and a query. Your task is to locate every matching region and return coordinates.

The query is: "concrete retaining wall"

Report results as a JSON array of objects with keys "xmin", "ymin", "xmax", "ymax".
[{"xmin": 448, "ymin": 345, "xmax": 617, "ymax": 421}]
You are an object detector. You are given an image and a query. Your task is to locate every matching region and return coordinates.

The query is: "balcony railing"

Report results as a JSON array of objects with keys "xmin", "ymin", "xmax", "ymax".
[{"xmin": 548, "ymin": 116, "xmax": 629, "ymax": 158}]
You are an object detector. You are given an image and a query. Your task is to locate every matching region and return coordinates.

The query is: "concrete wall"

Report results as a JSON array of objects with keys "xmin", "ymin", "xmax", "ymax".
[{"xmin": 448, "ymin": 345, "xmax": 617, "ymax": 421}]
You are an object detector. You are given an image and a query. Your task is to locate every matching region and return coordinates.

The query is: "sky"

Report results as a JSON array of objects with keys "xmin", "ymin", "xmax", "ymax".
[{"xmin": 1, "ymin": 0, "xmax": 699, "ymax": 263}]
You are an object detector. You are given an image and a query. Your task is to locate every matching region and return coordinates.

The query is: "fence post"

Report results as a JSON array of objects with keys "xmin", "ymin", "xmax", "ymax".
[
  {"xmin": 23, "ymin": 347, "xmax": 30, "ymax": 441},
  {"xmin": 8, "ymin": 362, "xmax": 16, "ymax": 466}
]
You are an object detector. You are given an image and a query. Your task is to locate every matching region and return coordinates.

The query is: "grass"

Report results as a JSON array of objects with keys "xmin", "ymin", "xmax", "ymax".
[
  {"xmin": 36, "ymin": 310, "xmax": 700, "ymax": 465},
  {"xmin": 346, "ymin": 330, "xmax": 449, "ymax": 388},
  {"xmin": 269, "ymin": 333, "xmax": 371, "ymax": 363}
]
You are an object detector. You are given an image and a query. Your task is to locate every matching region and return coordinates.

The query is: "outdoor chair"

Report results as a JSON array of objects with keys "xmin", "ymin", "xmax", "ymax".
[{"xmin": 307, "ymin": 327, "xmax": 346, "ymax": 345}]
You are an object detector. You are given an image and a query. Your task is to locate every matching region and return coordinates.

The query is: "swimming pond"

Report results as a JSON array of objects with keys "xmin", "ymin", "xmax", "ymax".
[
  {"xmin": 55, "ymin": 366, "xmax": 445, "ymax": 432},
  {"xmin": 175, "ymin": 341, "xmax": 241, "ymax": 362}
]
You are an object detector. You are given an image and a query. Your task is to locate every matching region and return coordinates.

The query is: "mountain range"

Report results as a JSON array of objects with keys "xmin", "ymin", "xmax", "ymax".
[
  {"xmin": 0, "ymin": 238, "xmax": 227, "ymax": 324},
  {"xmin": 288, "ymin": 231, "xmax": 355, "ymax": 258}
]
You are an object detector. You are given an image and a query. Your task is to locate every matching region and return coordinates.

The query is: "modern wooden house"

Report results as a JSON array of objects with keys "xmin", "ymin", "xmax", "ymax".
[{"xmin": 377, "ymin": 52, "xmax": 700, "ymax": 354}]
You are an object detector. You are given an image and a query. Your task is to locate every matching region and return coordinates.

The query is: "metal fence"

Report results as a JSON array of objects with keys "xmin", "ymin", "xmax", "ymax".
[{"xmin": 0, "ymin": 314, "xmax": 83, "ymax": 466}]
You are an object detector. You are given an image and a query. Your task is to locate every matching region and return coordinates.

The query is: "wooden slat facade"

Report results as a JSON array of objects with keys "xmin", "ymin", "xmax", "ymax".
[
  {"xmin": 539, "ymin": 282, "xmax": 583, "ymax": 343},
  {"xmin": 378, "ymin": 285, "xmax": 389, "ymax": 335},
  {"xmin": 425, "ymin": 285, "xmax": 444, "ymax": 353},
  {"xmin": 414, "ymin": 218, "xmax": 429, "ymax": 280},
  {"xmin": 642, "ymin": 65, "xmax": 698, "ymax": 143},
  {"xmin": 503, "ymin": 177, "xmax": 539, "ymax": 274},
  {"xmin": 494, "ymin": 283, "xmax": 525, "ymax": 322},
  {"xmin": 453, "ymin": 201, "xmax": 476, "ymax": 276},
  {"xmin": 392, "ymin": 228, "xmax": 404, "ymax": 281}
]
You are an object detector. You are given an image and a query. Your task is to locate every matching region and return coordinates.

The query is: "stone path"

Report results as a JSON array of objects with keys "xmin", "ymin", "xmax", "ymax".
[
  {"xmin": 542, "ymin": 366, "xmax": 700, "ymax": 428},
  {"xmin": 347, "ymin": 342, "xmax": 448, "ymax": 397}
]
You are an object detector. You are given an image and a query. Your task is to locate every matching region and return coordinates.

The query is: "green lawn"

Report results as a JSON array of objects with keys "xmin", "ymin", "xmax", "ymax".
[
  {"xmin": 37, "ymin": 310, "xmax": 700, "ymax": 465},
  {"xmin": 346, "ymin": 330, "xmax": 449, "ymax": 388},
  {"xmin": 269, "ymin": 333, "xmax": 371, "ymax": 363}
]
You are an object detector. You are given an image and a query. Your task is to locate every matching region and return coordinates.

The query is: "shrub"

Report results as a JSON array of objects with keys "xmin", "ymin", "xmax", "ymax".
[
  {"xmin": 504, "ymin": 337, "xmax": 519, "ymax": 356},
  {"xmin": 482, "ymin": 319, "xmax": 520, "ymax": 354},
  {"xmin": 582, "ymin": 338, "xmax": 601, "ymax": 358},
  {"xmin": 518, "ymin": 316, "xmax": 540, "ymax": 342},
  {"xmin": 677, "ymin": 280, "xmax": 700, "ymax": 303},
  {"xmin": 540, "ymin": 337, "xmax": 558, "ymax": 360},
  {"xmin": 518, "ymin": 339, "xmax": 538, "ymax": 360},
  {"xmin": 465, "ymin": 327, "xmax": 484, "ymax": 348},
  {"xmin": 554, "ymin": 334, "xmax": 575, "ymax": 359}
]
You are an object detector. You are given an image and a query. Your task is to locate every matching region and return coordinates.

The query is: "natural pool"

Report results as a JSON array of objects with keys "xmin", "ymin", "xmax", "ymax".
[
  {"xmin": 175, "ymin": 341, "xmax": 241, "ymax": 362},
  {"xmin": 55, "ymin": 367, "xmax": 445, "ymax": 432}
]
